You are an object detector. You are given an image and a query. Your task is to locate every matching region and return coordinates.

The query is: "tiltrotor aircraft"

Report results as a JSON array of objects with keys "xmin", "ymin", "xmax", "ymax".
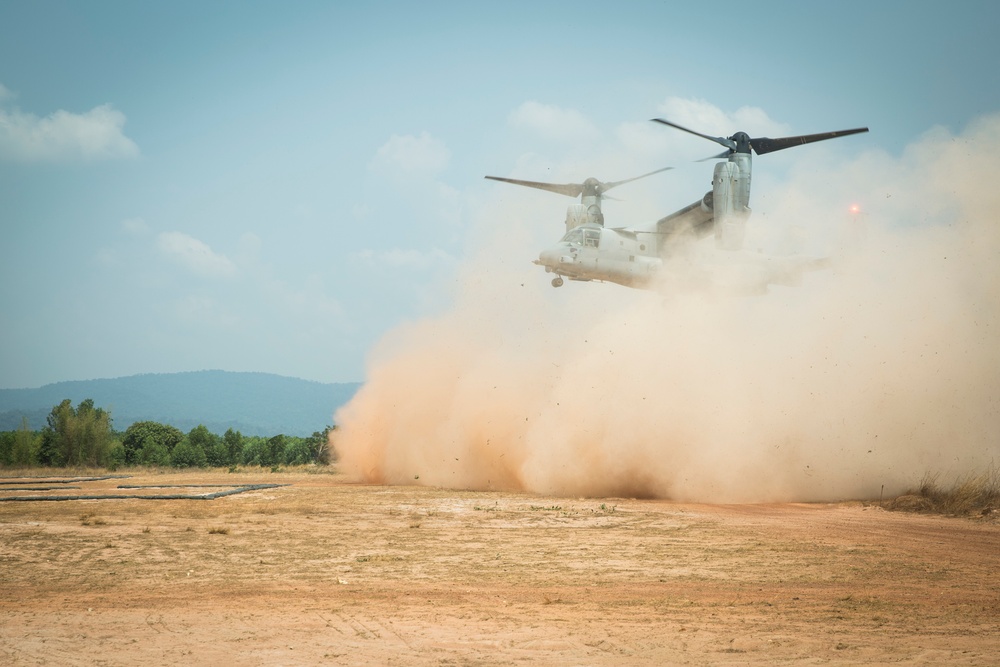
[{"xmin": 486, "ymin": 119, "xmax": 868, "ymax": 288}]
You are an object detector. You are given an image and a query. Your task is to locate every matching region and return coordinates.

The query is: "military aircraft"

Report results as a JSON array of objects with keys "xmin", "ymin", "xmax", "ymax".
[{"xmin": 485, "ymin": 119, "xmax": 868, "ymax": 289}]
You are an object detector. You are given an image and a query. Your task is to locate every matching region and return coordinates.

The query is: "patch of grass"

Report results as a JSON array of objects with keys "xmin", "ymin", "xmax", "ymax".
[
  {"xmin": 355, "ymin": 554, "xmax": 404, "ymax": 563},
  {"xmin": 473, "ymin": 503, "xmax": 501, "ymax": 512},
  {"xmin": 208, "ymin": 526, "xmax": 230, "ymax": 535},
  {"xmin": 890, "ymin": 468, "xmax": 999, "ymax": 517}
]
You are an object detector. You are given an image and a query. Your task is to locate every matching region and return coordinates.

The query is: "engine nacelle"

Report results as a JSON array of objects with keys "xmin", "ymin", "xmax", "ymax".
[
  {"xmin": 564, "ymin": 204, "xmax": 604, "ymax": 232},
  {"xmin": 565, "ymin": 204, "xmax": 588, "ymax": 232},
  {"xmin": 712, "ymin": 159, "xmax": 752, "ymax": 251}
]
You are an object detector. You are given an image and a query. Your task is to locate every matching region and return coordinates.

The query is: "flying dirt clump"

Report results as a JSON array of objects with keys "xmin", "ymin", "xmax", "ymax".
[{"xmin": 333, "ymin": 115, "xmax": 1000, "ymax": 502}]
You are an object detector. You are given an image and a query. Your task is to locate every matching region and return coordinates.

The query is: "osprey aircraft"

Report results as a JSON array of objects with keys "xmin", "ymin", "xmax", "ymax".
[{"xmin": 485, "ymin": 119, "xmax": 868, "ymax": 289}]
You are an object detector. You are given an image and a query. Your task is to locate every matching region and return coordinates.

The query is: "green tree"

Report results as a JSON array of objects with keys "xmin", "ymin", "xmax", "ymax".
[
  {"xmin": 240, "ymin": 435, "xmax": 287, "ymax": 467},
  {"xmin": 170, "ymin": 440, "xmax": 207, "ymax": 468},
  {"xmin": 11, "ymin": 417, "xmax": 38, "ymax": 466},
  {"xmin": 205, "ymin": 440, "xmax": 229, "ymax": 467},
  {"xmin": 283, "ymin": 437, "xmax": 312, "ymax": 466},
  {"xmin": 37, "ymin": 400, "xmax": 72, "ymax": 466},
  {"xmin": 107, "ymin": 442, "xmax": 127, "ymax": 470},
  {"xmin": 0, "ymin": 431, "xmax": 14, "ymax": 466},
  {"xmin": 187, "ymin": 425, "xmax": 219, "ymax": 453},
  {"xmin": 0, "ymin": 418, "xmax": 39, "ymax": 467},
  {"xmin": 305, "ymin": 426, "xmax": 335, "ymax": 464},
  {"xmin": 138, "ymin": 441, "xmax": 171, "ymax": 466},
  {"xmin": 265, "ymin": 434, "xmax": 287, "ymax": 467},
  {"xmin": 37, "ymin": 399, "xmax": 115, "ymax": 466},
  {"xmin": 223, "ymin": 428, "xmax": 244, "ymax": 465},
  {"xmin": 241, "ymin": 437, "xmax": 267, "ymax": 466},
  {"xmin": 121, "ymin": 421, "xmax": 183, "ymax": 465},
  {"xmin": 184, "ymin": 424, "xmax": 227, "ymax": 466}
]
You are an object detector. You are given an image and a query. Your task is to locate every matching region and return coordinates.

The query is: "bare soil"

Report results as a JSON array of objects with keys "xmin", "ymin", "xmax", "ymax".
[{"xmin": 1, "ymin": 469, "xmax": 998, "ymax": 665}]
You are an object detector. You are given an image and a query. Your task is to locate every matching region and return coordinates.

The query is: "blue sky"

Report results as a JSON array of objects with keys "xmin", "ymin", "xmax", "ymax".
[{"xmin": 2, "ymin": 0, "xmax": 999, "ymax": 389}]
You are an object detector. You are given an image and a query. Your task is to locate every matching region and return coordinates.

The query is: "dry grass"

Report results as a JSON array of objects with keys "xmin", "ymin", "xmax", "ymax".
[
  {"xmin": 1, "ymin": 469, "xmax": 999, "ymax": 665},
  {"xmin": 889, "ymin": 468, "xmax": 999, "ymax": 517}
]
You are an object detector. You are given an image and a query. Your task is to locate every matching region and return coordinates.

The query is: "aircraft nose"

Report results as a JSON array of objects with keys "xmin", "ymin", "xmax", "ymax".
[{"xmin": 539, "ymin": 246, "xmax": 573, "ymax": 267}]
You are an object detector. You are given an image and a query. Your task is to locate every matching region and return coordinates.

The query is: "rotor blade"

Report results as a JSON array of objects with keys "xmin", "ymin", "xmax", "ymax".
[
  {"xmin": 650, "ymin": 118, "xmax": 737, "ymax": 151},
  {"xmin": 484, "ymin": 175, "xmax": 582, "ymax": 198},
  {"xmin": 696, "ymin": 150, "xmax": 732, "ymax": 162},
  {"xmin": 599, "ymin": 166, "xmax": 672, "ymax": 193},
  {"xmin": 750, "ymin": 127, "xmax": 869, "ymax": 155}
]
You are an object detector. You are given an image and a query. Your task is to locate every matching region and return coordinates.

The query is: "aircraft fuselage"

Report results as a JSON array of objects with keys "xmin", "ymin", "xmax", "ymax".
[{"xmin": 534, "ymin": 223, "xmax": 661, "ymax": 287}]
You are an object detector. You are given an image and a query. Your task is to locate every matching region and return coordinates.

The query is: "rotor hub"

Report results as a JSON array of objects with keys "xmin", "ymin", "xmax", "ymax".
[
  {"xmin": 582, "ymin": 177, "xmax": 603, "ymax": 197},
  {"xmin": 730, "ymin": 132, "xmax": 753, "ymax": 154}
]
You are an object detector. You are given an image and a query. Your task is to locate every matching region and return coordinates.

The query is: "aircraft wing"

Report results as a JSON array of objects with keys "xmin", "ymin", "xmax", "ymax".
[{"xmin": 653, "ymin": 193, "xmax": 715, "ymax": 254}]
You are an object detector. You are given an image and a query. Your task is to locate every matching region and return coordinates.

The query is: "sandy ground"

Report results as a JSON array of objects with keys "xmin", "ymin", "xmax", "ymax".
[{"xmin": 1, "ymin": 469, "xmax": 998, "ymax": 666}]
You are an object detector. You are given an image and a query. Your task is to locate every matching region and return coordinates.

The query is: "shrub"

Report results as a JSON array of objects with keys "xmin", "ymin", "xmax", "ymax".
[{"xmin": 891, "ymin": 469, "xmax": 1000, "ymax": 516}]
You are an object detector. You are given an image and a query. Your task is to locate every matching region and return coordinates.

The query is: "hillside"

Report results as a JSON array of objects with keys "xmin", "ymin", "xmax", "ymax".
[{"xmin": 0, "ymin": 371, "xmax": 362, "ymax": 437}]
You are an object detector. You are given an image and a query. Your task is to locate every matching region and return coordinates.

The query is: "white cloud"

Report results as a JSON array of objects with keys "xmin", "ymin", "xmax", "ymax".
[
  {"xmin": 507, "ymin": 101, "xmax": 598, "ymax": 142},
  {"xmin": 655, "ymin": 97, "xmax": 790, "ymax": 137},
  {"xmin": 0, "ymin": 96, "xmax": 139, "ymax": 162},
  {"xmin": 370, "ymin": 131, "xmax": 450, "ymax": 175},
  {"xmin": 618, "ymin": 97, "xmax": 792, "ymax": 159},
  {"xmin": 157, "ymin": 231, "xmax": 237, "ymax": 278}
]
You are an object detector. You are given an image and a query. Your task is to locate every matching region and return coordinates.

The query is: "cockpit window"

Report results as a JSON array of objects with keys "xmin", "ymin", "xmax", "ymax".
[{"xmin": 560, "ymin": 227, "xmax": 600, "ymax": 248}]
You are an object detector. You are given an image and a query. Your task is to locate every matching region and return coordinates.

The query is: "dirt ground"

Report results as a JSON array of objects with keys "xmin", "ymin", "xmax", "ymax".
[{"xmin": 1, "ymin": 469, "xmax": 998, "ymax": 666}]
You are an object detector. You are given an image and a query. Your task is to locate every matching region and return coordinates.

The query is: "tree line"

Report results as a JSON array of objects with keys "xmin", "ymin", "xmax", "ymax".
[{"xmin": 0, "ymin": 398, "xmax": 335, "ymax": 469}]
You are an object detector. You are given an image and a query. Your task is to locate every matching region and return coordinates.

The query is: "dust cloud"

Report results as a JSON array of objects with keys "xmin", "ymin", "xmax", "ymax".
[{"xmin": 333, "ymin": 115, "xmax": 1000, "ymax": 502}]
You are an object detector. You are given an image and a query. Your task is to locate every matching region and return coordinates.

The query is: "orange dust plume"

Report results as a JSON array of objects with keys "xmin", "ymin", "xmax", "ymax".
[{"xmin": 332, "ymin": 116, "xmax": 1000, "ymax": 502}]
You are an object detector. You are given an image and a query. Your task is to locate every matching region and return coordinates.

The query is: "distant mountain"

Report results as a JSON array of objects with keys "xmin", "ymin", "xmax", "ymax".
[{"xmin": 0, "ymin": 371, "xmax": 362, "ymax": 437}]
